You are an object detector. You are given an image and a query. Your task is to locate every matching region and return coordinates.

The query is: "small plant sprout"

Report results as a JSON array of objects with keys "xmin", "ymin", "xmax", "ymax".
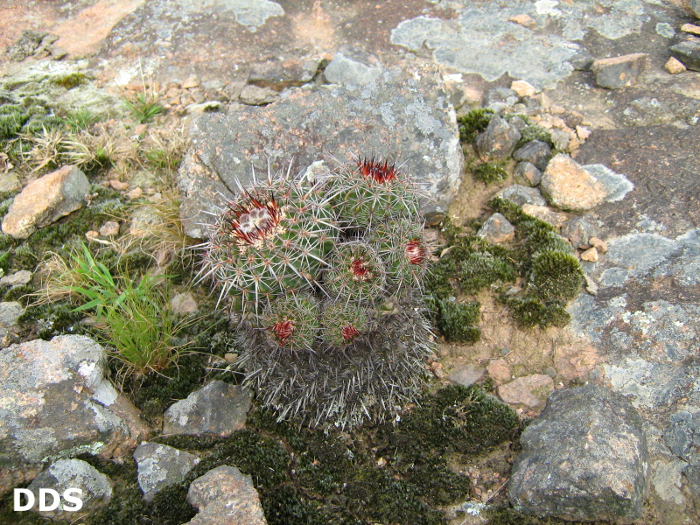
[{"xmin": 198, "ymin": 156, "xmax": 434, "ymax": 428}]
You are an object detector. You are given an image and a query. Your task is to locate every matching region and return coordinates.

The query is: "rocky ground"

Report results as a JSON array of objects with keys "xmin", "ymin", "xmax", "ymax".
[{"xmin": 1, "ymin": 0, "xmax": 700, "ymax": 524}]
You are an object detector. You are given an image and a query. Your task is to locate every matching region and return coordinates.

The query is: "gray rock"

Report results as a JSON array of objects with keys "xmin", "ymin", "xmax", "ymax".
[
  {"xmin": 550, "ymin": 130, "xmax": 571, "ymax": 151},
  {"xmin": 483, "ymin": 87, "xmax": 519, "ymax": 113},
  {"xmin": 248, "ymin": 58, "xmax": 320, "ymax": 91},
  {"xmin": 447, "ymin": 364, "xmax": 485, "ymax": 388},
  {"xmin": 134, "ymin": 443, "xmax": 200, "ymax": 502},
  {"xmin": 1, "ymin": 165, "xmax": 91, "ymax": 239},
  {"xmin": 178, "ymin": 64, "xmax": 463, "ymax": 238},
  {"xmin": 512, "ymin": 140, "xmax": 551, "ymax": 171},
  {"xmin": 475, "ymin": 116, "xmax": 521, "ymax": 162},
  {"xmin": 514, "ymin": 161, "xmax": 542, "ymax": 186},
  {"xmin": 497, "ymin": 374, "xmax": 554, "ymax": 409},
  {"xmin": 239, "ymin": 85, "xmax": 279, "ymax": 106},
  {"xmin": 508, "ymin": 384, "xmax": 648, "ymax": 522},
  {"xmin": 6, "ymin": 30, "xmax": 47, "ymax": 61},
  {"xmin": 186, "ymin": 465, "xmax": 266, "ymax": 525},
  {"xmin": 521, "ymin": 204, "xmax": 567, "ymax": 230},
  {"xmin": 540, "ymin": 154, "xmax": 607, "ymax": 211},
  {"xmin": 163, "ymin": 381, "xmax": 253, "ymax": 437},
  {"xmin": 691, "ymin": 0, "xmax": 700, "ymax": 19},
  {"xmin": 670, "ymin": 40, "xmax": 700, "ymax": 72},
  {"xmin": 663, "ymin": 412, "xmax": 700, "ymax": 459},
  {"xmin": 591, "ymin": 53, "xmax": 648, "ymax": 89},
  {"xmin": 0, "ymin": 171, "xmax": 21, "ymax": 193},
  {"xmin": 27, "ymin": 459, "xmax": 112, "ymax": 517},
  {"xmin": 0, "ymin": 270, "xmax": 32, "ymax": 286},
  {"xmin": 0, "ymin": 301, "xmax": 23, "ymax": 348},
  {"xmin": 171, "ymin": 292, "xmax": 198, "ymax": 315},
  {"xmin": 323, "ymin": 50, "xmax": 383, "ymax": 86},
  {"xmin": 561, "ymin": 215, "xmax": 600, "ymax": 249},
  {"xmin": 0, "ymin": 335, "xmax": 149, "ymax": 494},
  {"xmin": 496, "ymin": 184, "xmax": 546, "ymax": 207},
  {"xmin": 477, "ymin": 213, "xmax": 515, "ymax": 243}
]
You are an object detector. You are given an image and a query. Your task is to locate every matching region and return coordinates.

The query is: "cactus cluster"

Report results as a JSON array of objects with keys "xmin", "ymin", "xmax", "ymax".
[{"xmin": 198, "ymin": 156, "xmax": 434, "ymax": 428}]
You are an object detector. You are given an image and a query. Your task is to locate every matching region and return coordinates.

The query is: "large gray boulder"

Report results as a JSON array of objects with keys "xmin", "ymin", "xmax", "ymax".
[
  {"xmin": 0, "ymin": 335, "xmax": 149, "ymax": 495},
  {"xmin": 178, "ymin": 63, "xmax": 463, "ymax": 238},
  {"xmin": 508, "ymin": 384, "xmax": 648, "ymax": 522}
]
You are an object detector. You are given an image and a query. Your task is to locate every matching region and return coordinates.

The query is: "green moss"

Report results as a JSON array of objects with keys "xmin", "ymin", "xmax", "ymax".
[
  {"xmin": 436, "ymin": 298, "xmax": 481, "ymax": 343},
  {"xmin": 458, "ymin": 108, "xmax": 495, "ymax": 143},
  {"xmin": 262, "ymin": 485, "xmax": 330, "ymax": 525},
  {"xmin": 505, "ymin": 295, "xmax": 571, "ymax": 329},
  {"xmin": 3, "ymin": 284, "xmax": 34, "ymax": 305},
  {"xmin": 406, "ymin": 458, "xmax": 472, "ymax": 506},
  {"xmin": 459, "ymin": 251, "xmax": 516, "ymax": 293},
  {"xmin": 529, "ymin": 249, "xmax": 583, "ymax": 300},
  {"xmin": 18, "ymin": 302, "xmax": 86, "ymax": 339},
  {"xmin": 0, "ymin": 105, "xmax": 28, "ymax": 140},
  {"xmin": 516, "ymin": 123, "xmax": 554, "ymax": 149},
  {"xmin": 0, "ymin": 250, "xmax": 11, "ymax": 272},
  {"xmin": 52, "ymin": 72, "xmax": 89, "ymax": 89},
  {"xmin": 474, "ymin": 161, "xmax": 508, "ymax": 184},
  {"xmin": 12, "ymin": 244, "xmax": 38, "ymax": 270}
]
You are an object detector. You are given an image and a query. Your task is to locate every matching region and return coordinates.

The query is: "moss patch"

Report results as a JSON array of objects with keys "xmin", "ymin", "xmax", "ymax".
[
  {"xmin": 474, "ymin": 161, "xmax": 508, "ymax": 185},
  {"xmin": 458, "ymin": 108, "xmax": 495, "ymax": 143}
]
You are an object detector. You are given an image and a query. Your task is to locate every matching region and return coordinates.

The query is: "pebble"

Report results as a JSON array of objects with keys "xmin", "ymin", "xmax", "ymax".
[
  {"xmin": 665, "ymin": 57, "xmax": 687, "ymax": 74},
  {"xmin": 99, "ymin": 221, "xmax": 120, "ymax": 237},
  {"xmin": 239, "ymin": 84, "xmax": 279, "ymax": 105},
  {"xmin": 0, "ymin": 270, "xmax": 32, "ymax": 287},
  {"xmin": 477, "ymin": 213, "xmax": 515, "ymax": 243},
  {"xmin": 521, "ymin": 204, "xmax": 567, "ymax": 229},
  {"xmin": 589, "ymin": 237, "xmax": 608, "ymax": 254},
  {"xmin": 182, "ymin": 76, "xmax": 201, "ymax": 89},
  {"xmin": 540, "ymin": 154, "xmax": 607, "ymax": 211},
  {"xmin": 575, "ymin": 125, "xmax": 592, "ymax": 140},
  {"xmin": 508, "ymin": 14, "xmax": 536, "ymax": 29},
  {"xmin": 591, "ymin": 53, "xmax": 648, "ymax": 89},
  {"xmin": 487, "ymin": 359, "xmax": 512, "ymax": 385},
  {"xmin": 127, "ymin": 187, "xmax": 143, "ymax": 199},
  {"xmin": 680, "ymin": 23, "xmax": 700, "ymax": 36},
  {"xmin": 510, "ymin": 80, "xmax": 537, "ymax": 97},
  {"xmin": 514, "ymin": 161, "xmax": 542, "ymax": 186},
  {"xmin": 580, "ymin": 246, "xmax": 599, "ymax": 262},
  {"xmin": 109, "ymin": 179, "xmax": 129, "ymax": 190}
]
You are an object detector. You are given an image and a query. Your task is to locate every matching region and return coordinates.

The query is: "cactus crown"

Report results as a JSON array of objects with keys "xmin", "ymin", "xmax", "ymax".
[{"xmin": 199, "ymin": 155, "xmax": 434, "ymax": 428}]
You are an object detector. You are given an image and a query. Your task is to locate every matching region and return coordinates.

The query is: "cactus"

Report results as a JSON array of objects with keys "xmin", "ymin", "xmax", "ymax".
[
  {"xmin": 199, "ymin": 157, "xmax": 435, "ymax": 428},
  {"xmin": 197, "ymin": 169, "xmax": 337, "ymax": 312}
]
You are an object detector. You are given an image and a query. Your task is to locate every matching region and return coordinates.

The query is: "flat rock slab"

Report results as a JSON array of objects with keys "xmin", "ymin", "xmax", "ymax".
[
  {"xmin": 134, "ymin": 442, "xmax": 200, "ymax": 502},
  {"xmin": 508, "ymin": 384, "xmax": 648, "ymax": 522},
  {"xmin": 186, "ymin": 465, "xmax": 267, "ymax": 525},
  {"xmin": 591, "ymin": 53, "xmax": 648, "ymax": 89},
  {"xmin": 177, "ymin": 64, "xmax": 462, "ymax": 238},
  {"xmin": 163, "ymin": 381, "xmax": 252, "ymax": 437},
  {"xmin": 0, "ymin": 335, "xmax": 149, "ymax": 495}
]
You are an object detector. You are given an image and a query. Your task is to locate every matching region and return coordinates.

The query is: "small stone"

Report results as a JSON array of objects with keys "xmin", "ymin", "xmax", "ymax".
[
  {"xmin": 224, "ymin": 353, "xmax": 238, "ymax": 364},
  {"xmin": 476, "ymin": 117, "xmax": 521, "ymax": 162},
  {"xmin": 487, "ymin": 359, "xmax": 511, "ymax": 385},
  {"xmin": 99, "ymin": 221, "xmax": 120, "ymax": 237},
  {"xmin": 171, "ymin": 292, "xmax": 198, "ymax": 315},
  {"xmin": 85, "ymin": 230, "xmax": 100, "ymax": 242},
  {"xmin": 483, "ymin": 87, "xmax": 519, "ymax": 112},
  {"xmin": 591, "ymin": 53, "xmax": 648, "ymax": 89},
  {"xmin": 127, "ymin": 187, "xmax": 143, "ymax": 199},
  {"xmin": 477, "ymin": 213, "xmax": 515, "ymax": 243},
  {"xmin": 182, "ymin": 77, "xmax": 201, "ymax": 89},
  {"xmin": 431, "ymin": 361, "xmax": 446, "ymax": 379},
  {"xmin": 584, "ymin": 274, "xmax": 599, "ymax": 295},
  {"xmin": 521, "ymin": 204, "xmax": 567, "ymax": 229},
  {"xmin": 580, "ymin": 246, "xmax": 599, "ymax": 262},
  {"xmin": 540, "ymin": 154, "xmax": 607, "ymax": 211},
  {"xmin": 0, "ymin": 270, "xmax": 32, "ymax": 287},
  {"xmin": 510, "ymin": 80, "xmax": 537, "ymax": 97},
  {"xmin": 589, "ymin": 237, "xmax": 607, "ymax": 253},
  {"xmin": 28, "ymin": 459, "xmax": 112, "ymax": 517},
  {"xmin": 681, "ymin": 23, "xmax": 700, "ymax": 36},
  {"xmin": 509, "ymin": 13, "xmax": 536, "ymax": 29},
  {"xmin": 669, "ymin": 40, "xmax": 700, "ymax": 71},
  {"xmin": 496, "ymin": 184, "xmax": 547, "ymax": 207},
  {"xmin": 665, "ymin": 56, "xmax": 687, "ymax": 74},
  {"xmin": 239, "ymin": 84, "xmax": 280, "ymax": 106},
  {"xmin": 134, "ymin": 443, "xmax": 200, "ymax": 502},
  {"xmin": 448, "ymin": 363, "xmax": 485, "ymax": 387},
  {"xmin": 186, "ymin": 100, "xmax": 222, "ymax": 114},
  {"xmin": 561, "ymin": 215, "xmax": 600, "ymax": 249},
  {"xmin": 109, "ymin": 179, "xmax": 129, "ymax": 190},
  {"xmin": 514, "ymin": 161, "xmax": 542, "ymax": 187},
  {"xmin": 187, "ymin": 465, "xmax": 266, "ymax": 525},
  {"xmin": 550, "ymin": 129, "xmax": 571, "ymax": 151},
  {"xmin": 512, "ymin": 140, "xmax": 551, "ymax": 171},
  {"xmin": 0, "ymin": 301, "xmax": 24, "ymax": 328},
  {"xmin": 0, "ymin": 172, "xmax": 21, "ymax": 193},
  {"xmin": 575, "ymin": 125, "xmax": 591, "ymax": 141},
  {"xmin": 163, "ymin": 381, "xmax": 253, "ymax": 437},
  {"xmin": 1, "ymin": 165, "xmax": 90, "ymax": 239},
  {"xmin": 498, "ymin": 374, "xmax": 554, "ymax": 409}
]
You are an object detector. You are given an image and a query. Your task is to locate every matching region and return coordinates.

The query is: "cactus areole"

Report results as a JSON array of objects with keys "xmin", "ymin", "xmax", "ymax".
[{"xmin": 198, "ymin": 157, "xmax": 435, "ymax": 428}]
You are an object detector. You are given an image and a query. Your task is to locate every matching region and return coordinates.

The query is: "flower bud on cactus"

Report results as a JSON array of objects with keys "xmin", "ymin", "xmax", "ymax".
[
  {"xmin": 320, "ymin": 300, "xmax": 372, "ymax": 348},
  {"xmin": 330, "ymin": 156, "xmax": 423, "ymax": 227},
  {"xmin": 324, "ymin": 241, "xmax": 386, "ymax": 304},
  {"xmin": 197, "ymin": 170, "xmax": 337, "ymax": 312},
  {"xmin": 368, "ymin": 218, "xmax": 429, "ymax": 294},
  {"xmin": 261, "ymin": 293, "xmax": 319, "ymax": 352}
]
